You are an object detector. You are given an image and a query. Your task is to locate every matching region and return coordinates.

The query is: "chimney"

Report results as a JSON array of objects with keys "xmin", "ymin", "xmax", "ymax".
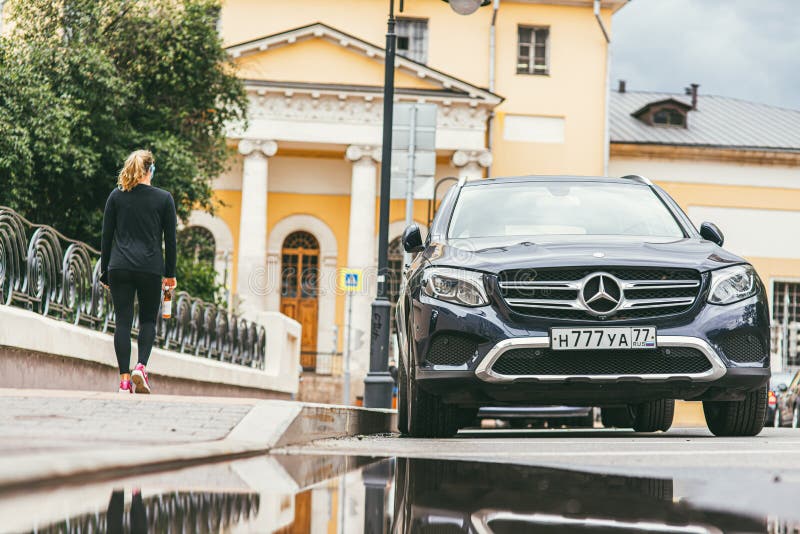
[
  {"xmin": 618, "ymin": 79, "xmax": 626, "ymax": 93},
  {"xmin": 684, "ymin": 83, "xmax": 699, "ymax": 110}
]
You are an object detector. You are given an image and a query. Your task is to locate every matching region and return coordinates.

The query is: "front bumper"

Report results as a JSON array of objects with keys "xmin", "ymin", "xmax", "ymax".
[{"xmin": 409, "ymin": 293, "xmax": 770, "ymax": 406}]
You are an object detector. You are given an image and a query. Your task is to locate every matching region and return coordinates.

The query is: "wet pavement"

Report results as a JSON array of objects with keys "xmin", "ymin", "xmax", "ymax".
[{"xmin": 4, "ymin": 428, "xmax": 800, "ymax": 533}]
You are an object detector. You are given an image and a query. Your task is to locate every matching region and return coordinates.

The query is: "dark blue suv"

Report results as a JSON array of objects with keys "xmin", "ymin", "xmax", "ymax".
[{"xmin": 396, "ymin": 175, "xmax": 770, "ymax": 438}]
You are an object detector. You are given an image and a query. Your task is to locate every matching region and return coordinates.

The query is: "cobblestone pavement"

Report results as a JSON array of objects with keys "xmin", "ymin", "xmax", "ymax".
[{"xmin": 0, "ymin": 390, "xmax": 255, "ymax": 457}]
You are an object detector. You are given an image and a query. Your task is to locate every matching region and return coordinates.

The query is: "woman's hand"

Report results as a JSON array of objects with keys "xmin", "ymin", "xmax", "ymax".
[{"xmin": 162, "ymin": 277, "xmax": 177, "ymax": 291}]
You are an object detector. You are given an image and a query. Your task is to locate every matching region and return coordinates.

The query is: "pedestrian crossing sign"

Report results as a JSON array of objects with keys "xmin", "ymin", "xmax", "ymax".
[{"xmin": 340, "ymin": 268, "xmax": 364, "ymax": 292}]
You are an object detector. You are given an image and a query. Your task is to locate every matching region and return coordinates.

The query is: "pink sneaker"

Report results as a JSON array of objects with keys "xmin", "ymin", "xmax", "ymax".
[
  {"xmin": 118, "ymin": 379, "xmax": 132, "ymax": 394},
  {"xmin": 131, "ymin": 364, "xmax": 151, "ymax": 394}
]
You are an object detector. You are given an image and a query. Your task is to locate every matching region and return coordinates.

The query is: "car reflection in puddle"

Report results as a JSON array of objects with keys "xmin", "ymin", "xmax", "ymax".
[
  {"xmin": 391, "ymin": 458, "xmax": 769, "ymax": 533},
  {"xmin": 7, "ymin": 455, "xmax": 799, "ymax": 533}
]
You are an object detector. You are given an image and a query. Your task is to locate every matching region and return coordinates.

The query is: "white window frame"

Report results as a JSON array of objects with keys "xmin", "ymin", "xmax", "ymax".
[
  {"xmin": 517, "ymin": 25, "xmax": 550, "ymax": 76},
  {"xmin": 770, "ymin": 278, "xmax": 800, "ymax": 324},
  {"xmin": 396, "ymin": 18, "xmax": 429, "ymax": 64}
]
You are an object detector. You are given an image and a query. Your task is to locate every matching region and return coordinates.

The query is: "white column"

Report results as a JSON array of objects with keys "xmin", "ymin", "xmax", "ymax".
[
  {"xmin": 345, "ymin": 145, "xmax": 380, "ymax": 396},
  {"xmin": 452, "ymin": 149, "xmax": 493, "ymax": 180},
  {"xmin": 236, "ymin": 138, "xmax": 277, "ymax": 317}
]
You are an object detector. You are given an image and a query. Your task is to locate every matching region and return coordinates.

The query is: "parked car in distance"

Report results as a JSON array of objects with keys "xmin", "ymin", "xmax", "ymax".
[
  {"xmin": 477, "ymin": 406, "xmax": 595, "ymax": 429},
  {"xmin": 395, "ymin": 175, "xmax": 771, "ymax": 438},
  {"xmin": 768, "ymin": 372, "xmax": 795, "ymax": 427},
  {"xmin": 774, "ymin": 370, "xmax": 800, "ymax": 428}
]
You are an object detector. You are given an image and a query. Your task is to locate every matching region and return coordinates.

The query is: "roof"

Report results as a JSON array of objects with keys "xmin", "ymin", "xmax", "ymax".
[
  {"xmin": 610, "ymin": 91, "xmax": 800, "ymax": 152},
  {"xmin": 226, "ymin": 23, "xmax": 503, "ymax": 106}
]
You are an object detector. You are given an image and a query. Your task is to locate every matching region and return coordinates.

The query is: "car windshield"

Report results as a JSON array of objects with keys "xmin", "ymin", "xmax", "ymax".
[{"xmin": 447, "ymin": 181, "xmax": 685, "ymax": 239}]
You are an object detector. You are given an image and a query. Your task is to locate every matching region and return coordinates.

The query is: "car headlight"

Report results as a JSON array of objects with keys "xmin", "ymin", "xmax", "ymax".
[
  {"xmin": 708, "ymin": 265, "xmax": 758, "ymax": 305},
  {"xmin": 421, "ymin": 267, "xmax": 488, "ymax": 307}
]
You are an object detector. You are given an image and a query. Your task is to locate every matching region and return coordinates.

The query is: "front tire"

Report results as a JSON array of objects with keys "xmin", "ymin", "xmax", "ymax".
[
  {"xmin": 633, "ymin": 399, "xmax": 674, "ymax": 432},
  {"xmin": 601, "ymin": 406, "xmax": 635, "ymax": 428},
  {"xmin": 406, "ymin": 357, "xmax": 461, "ymax": 438},
  {"xmin": 397, "ymin": 355, "xmax": 409, "ymax": 434},
  {"xmin": 703, "ymin": 386, "xmax": 767, "ymax": 437}
]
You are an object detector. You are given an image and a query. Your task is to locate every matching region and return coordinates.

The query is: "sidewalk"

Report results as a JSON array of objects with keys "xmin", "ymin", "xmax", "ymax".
[{"xmin": 0, "ymin": 388, "xmax": 394, "ymax": 492}]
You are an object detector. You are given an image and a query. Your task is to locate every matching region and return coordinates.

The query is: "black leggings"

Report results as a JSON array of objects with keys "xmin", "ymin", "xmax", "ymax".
[{"xmin": 109, "ymin": 269, "xmax": 162, "ymax": 374}]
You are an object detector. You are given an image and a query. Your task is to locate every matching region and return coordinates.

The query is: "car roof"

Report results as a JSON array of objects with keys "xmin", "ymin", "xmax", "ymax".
[{"xmin": 461, "ymin": 175, "xmax": 651, "ymax": 187}]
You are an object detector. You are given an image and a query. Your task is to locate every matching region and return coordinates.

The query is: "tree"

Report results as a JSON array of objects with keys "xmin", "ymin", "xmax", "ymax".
[{"xmin": 0, "ymin": 0, "xmax": 246, "ymax": 248}]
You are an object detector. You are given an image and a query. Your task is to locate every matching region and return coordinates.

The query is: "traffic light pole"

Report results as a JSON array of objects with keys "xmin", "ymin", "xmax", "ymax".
[{"xmin": 364, "ymin": 1, "xmax": 397, "ymax": 408}]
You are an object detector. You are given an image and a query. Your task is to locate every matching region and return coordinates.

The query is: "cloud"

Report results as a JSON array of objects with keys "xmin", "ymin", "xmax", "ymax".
[{"xmin": 611, "ymin": 0, "xmax": 800, "ymax": 109}]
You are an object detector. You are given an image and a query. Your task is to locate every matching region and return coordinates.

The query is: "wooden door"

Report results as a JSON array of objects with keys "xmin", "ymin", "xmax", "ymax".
[{"xmin": 280, "ymin": 231, "xmax": 320, "ymax": 370}]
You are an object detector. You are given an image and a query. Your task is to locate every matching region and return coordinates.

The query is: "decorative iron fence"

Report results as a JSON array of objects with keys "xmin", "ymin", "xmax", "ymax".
[
  {"xmin": 0, "ymin": 206, "xmax": 265, "ymax": 369},
  {"xmin": 27, "ymin": 490, "xmax": 261, "ymax": 534}
]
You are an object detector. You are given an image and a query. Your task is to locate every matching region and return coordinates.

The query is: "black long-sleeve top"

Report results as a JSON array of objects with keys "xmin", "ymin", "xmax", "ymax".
[{"xmin": 101, "ymin": 184, "xmax": 177, "ymax": 280}]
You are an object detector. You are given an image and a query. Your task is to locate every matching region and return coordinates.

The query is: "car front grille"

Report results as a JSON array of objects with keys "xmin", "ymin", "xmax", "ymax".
[
  {"xmin": 425, "ymin": 333, "xmax": 479, "ymax": 366},
  {"xmin": 498, "ymin": 267, "xmax": 702, "ymax": 321},
  {"xmin": 490, "ymin": 346, "xmax": 712, "ymax": 377},
  {"xmin": 717, "ymin": 332, "xmax": 767, "ymax": 363}
]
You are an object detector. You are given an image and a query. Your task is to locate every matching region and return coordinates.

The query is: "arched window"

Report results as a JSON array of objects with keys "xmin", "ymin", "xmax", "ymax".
[
  {"xmin": 176, "ymin": 226, "xmax": 222, "ymax": 304},
  {"xmin": 387, "ymin": 237, "xmax": 405, "ymax": 360},
  {"xmin": 387, "ymin": 237, "xmax": 404, "ymax": 307},
  {"xmin": 281, "ymin": 231, "xmax": 320, "ymax": 370},
  {"xmin": 178, "ymin": 226, "xmax": 216, "ymax": 265}
]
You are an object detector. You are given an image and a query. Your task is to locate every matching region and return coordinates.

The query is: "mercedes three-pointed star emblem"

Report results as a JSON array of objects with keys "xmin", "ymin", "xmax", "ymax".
[{"xmin": 580, "ymin": 273, "xmax": 623, "ymax": 316}]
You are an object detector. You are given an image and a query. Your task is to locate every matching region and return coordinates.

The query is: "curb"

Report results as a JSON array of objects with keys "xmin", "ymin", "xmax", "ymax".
[{"xmin": 0, "ymin": 394, "xmax": 395, "ymax": 494}]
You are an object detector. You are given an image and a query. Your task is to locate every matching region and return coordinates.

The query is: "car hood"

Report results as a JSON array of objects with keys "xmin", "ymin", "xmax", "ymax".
[{"xmin": 425, "ymin": 235, "xmax": 745, "ymax": 274}]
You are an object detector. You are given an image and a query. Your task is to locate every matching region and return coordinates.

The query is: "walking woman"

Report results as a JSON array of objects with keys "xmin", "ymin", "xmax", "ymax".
[{"xmin": 100, "ymin": 150, "xmax": 177, "ymax": 394}]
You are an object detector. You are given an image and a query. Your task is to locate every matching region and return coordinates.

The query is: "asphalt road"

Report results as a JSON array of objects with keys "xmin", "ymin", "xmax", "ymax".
[{"xmin": 280, "ymin": 426, "xmax": 800, "ymax": 474}]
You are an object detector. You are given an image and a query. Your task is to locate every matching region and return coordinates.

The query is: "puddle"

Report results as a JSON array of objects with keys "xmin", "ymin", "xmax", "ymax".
[{"xmin": 3, "ymin": 454, "xmax": 799, "ymax": 533}]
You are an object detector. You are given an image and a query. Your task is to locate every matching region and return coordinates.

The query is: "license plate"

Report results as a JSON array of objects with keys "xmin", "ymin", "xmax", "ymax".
[{"xmin": 550, "ymin": 326, "xmax": 657, "ymax": 351}]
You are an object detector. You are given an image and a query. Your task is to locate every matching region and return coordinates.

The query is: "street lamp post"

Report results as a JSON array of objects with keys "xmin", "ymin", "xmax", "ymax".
[{"xmin": 364, "ymin": 0, "xmax": 490, "ymax": 409}]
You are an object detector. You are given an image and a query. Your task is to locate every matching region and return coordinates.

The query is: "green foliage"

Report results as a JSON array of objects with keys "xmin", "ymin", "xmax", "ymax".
[
  {"xmin": 0, "ymin": 0, "xmax": 246, "ymax": 249},
  {"xmin": 176, "ymin": 226, "xmax": 227, "ymax": 306}
]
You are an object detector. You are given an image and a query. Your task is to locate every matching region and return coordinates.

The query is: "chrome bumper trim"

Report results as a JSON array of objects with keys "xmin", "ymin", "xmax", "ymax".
[{"xmin": 474, "ymin": 335, "xmax": 728, "ymax": 383}]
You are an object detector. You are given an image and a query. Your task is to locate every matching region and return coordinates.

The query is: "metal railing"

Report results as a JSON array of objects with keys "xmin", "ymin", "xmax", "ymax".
[
  {"xmin": 32, "ymin": 491, "xmax": 260, "ymax": 533},
  {"xmin": 0, "ymin": 206, "xmax": 265, "ymax": 369}
]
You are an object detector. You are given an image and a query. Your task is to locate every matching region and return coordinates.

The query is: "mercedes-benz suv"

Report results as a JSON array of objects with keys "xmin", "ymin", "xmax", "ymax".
[{"xmin": 395, "ymin": 175, "xmax": 770, "ymax": 438}]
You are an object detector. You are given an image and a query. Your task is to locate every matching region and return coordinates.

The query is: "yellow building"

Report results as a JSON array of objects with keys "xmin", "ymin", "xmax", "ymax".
[
  {"xmin": 608, "ymin": 83, "xmax": 800, "ymax": 371},
  {"xmin": 192, "ymin": 0, "xmax": 625, "ymax": 394}
]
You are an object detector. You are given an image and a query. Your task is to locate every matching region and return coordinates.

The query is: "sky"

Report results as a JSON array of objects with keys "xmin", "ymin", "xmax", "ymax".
[{"xmin": 611, "ymin": 0, "xmax": 800, "ymax": 110}]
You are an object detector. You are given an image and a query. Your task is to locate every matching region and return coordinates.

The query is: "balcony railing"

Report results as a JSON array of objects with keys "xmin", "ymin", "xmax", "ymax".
[{"xmin": 0, "ymin": 206, "xmax": 265, "ymax": 369}]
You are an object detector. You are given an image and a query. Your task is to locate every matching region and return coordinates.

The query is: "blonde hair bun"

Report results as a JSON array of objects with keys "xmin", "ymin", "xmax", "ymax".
[{"xmin": 118, "ymin": 150, "xmax": 155, "ymax": 191}]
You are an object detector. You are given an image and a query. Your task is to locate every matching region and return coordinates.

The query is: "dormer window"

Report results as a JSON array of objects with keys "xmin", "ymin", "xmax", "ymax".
[
  {"xmin": 652, "ymin": 107, "xmax": 686, "ymax": 127},
  {"xmin": 631, "ymin": 98, "xmax": 692, "ymax": 129}
]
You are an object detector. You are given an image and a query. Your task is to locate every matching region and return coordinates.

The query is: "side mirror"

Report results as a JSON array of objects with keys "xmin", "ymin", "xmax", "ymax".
[
  {"xmin": 778, "ymin": 383, "xmax": 788, "ymax": 393},
  {"xmin": 699, "ymin": 221, "xmax": 724, "ymax": 246},
  {"xmin": 402, "ymin": 224, "xmax": 424, "ymax": 253}
]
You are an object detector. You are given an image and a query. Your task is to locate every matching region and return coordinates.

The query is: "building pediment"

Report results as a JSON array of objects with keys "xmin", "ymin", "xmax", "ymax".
[{"xmin": 226, "ymin": 22, "xmax": 503, "ymax": 106}]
